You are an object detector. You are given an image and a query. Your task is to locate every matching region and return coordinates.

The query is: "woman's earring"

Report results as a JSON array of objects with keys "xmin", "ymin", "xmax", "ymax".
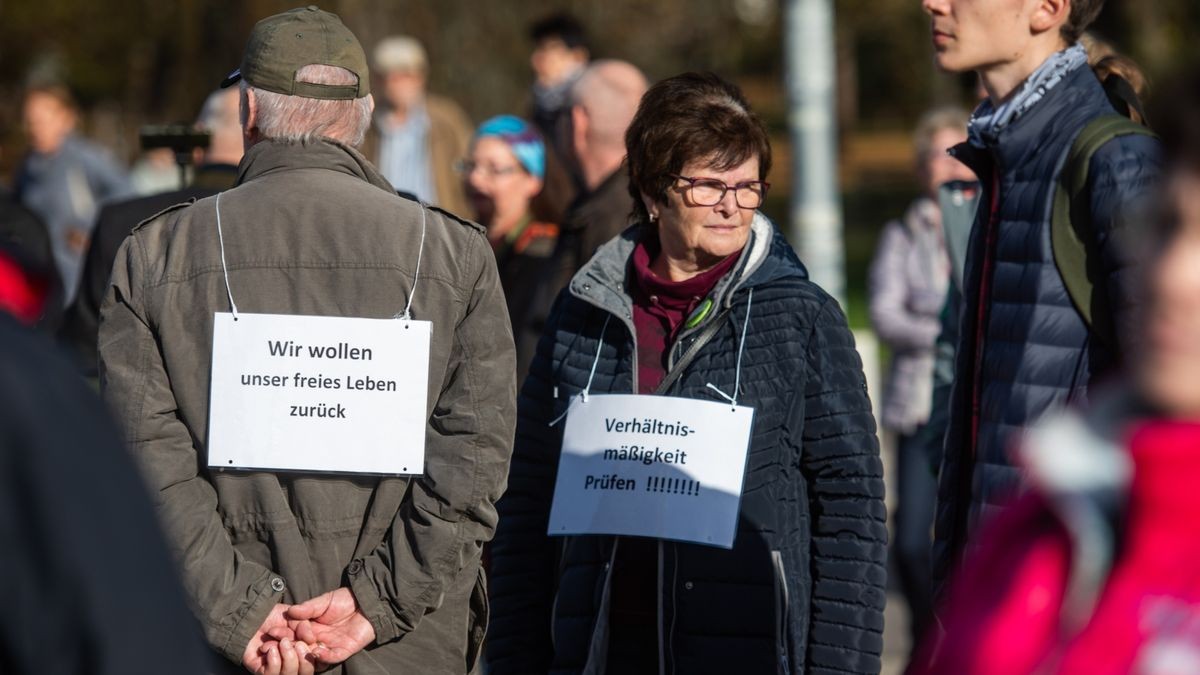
[{"xmin": 649, "ymin": 212, "xmax": 658, "ymax": 223}]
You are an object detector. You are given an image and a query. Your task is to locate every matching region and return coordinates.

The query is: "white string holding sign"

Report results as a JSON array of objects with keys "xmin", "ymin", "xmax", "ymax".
[
  {"xmin": 706, "ymin": 287, "xmax": 754, "ymax": 408},
  {"xmin": 394, "ymin": 203, "xmax": 427, "ymax": 321},
  {"xmin": 214, "ymin": 193, "xmax": 429, "ymax": 322},
  {"xmin": 548, "ymin": 313, "xmax": 611, "ymax": 427},
  {"xmin": 206, "ymin": 194, "xmax": 433, "ymax": 475},
  {"xmin": 214, "ymin": 193, "xmax": 240, "ymax": 320}
]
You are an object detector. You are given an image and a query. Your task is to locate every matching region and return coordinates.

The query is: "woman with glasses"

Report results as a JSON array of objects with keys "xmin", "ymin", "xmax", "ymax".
[
  {"xmin": 488, "ymin": 73, "xmax": 886, "ymax": 675},
  {"xmin": 461, "ymin": 115, "xmax": 559, "ymax": 379}
]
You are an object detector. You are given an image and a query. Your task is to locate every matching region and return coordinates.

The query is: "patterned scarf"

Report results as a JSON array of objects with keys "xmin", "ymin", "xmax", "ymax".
[{"xmin": 968, "ymin": 44, "xmax": 1089, "ymax": 149}]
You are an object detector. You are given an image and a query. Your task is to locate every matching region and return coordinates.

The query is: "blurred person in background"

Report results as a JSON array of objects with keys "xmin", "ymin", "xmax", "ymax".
[
  {"xmin": 100, "ymin": 8, "xmax": 514, "ymax": 673},
  {"xmin": 61, "ymin": 87, "xmax": 243, "ymax": 378},
  {"xmin": 528, "ymin": 12, "xmax": 590, "ymax": 161},
  {"xmin": 0, "ymin": 310, "xmax": 211, "ymax": 675},
  {"xmin": 867, "ymin": 105, "xmax": 973, "ymax": 654},
  {"xmin": 925, "ymin": 0, "xmax": 1162, "ymax": 594},
  {"xmin": 129, "ymin": 147, "xmax": 183, "ymax": 195},
  {"xmin": 915, "ymin": 67, "xmax": 1200, "ymax": 675},
  {"xmin": 526, "ymin": 12, "xmax": 590, "ymax": 233},
  {"xmin": 364, "ymin": 35, "xmax": 472, "ymax": 216},
  {"xmin": 521, "ymin": 60, "xmax": 649, "ymax": 368},
  {"xmin": 462, "ymin": 114, "xmax": 558, "ymax": 381},
  {"xmin": 0, "ymin": 152, "xmax": 60, "ymax": 327},
  {"xmin": 489, "ymin": 72, "xmax": 886, "ymax": 675},
  {"xmin": 14, "ymin": 83, "xmax": 132, "ymax": 307}
]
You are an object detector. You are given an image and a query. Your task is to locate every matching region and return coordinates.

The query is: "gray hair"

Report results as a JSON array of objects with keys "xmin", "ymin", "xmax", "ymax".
[
  {"xmin": 913, "ymin": 106, "xmax": 970, "ymax": 163},
  {"xmin": 242, "ymin": 64, "xmax": 373, "ymax": 147}
]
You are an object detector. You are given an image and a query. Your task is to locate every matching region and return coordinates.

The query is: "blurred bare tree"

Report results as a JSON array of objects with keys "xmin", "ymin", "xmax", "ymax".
[{"xmin": 0, "ymin": 0, "xmax": 1194, "ymax": 172}]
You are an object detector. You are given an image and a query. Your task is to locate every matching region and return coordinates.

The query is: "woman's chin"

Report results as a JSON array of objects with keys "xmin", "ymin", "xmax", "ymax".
[{"xmin": 697, "ymin": 229, "xmax": 749, "ymax": 259}]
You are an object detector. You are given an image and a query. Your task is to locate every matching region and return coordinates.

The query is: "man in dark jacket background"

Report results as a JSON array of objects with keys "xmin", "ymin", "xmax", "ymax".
[
  {"xmin": 521, "ymin": 60, "xmax": 647, "ymax": 362},
  {"xmin": 924, "ymin": 0, "xmax": 1162, "ymax": 591},
  {"xmin": 60, "ymin": 87, "xmax": 242, "ymax": 376},
  {"xmin": 0, "ymin": 312, "xmax": 211, "ymax": 675}
]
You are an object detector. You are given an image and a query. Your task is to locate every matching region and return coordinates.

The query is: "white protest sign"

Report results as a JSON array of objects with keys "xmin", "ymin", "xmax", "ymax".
[
  {"xmin": 547, "ymin": 394, "xmax": 754, "ymax": 549},
  {"xmin": 207, "ymin": 312, "xmax": 430, "ymax": 475}
]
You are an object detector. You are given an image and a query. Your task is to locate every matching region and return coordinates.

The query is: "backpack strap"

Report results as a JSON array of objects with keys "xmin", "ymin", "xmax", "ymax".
[{"xmin": 1051, "ymin": 114, "xmax": 1156, "ymax": 345}]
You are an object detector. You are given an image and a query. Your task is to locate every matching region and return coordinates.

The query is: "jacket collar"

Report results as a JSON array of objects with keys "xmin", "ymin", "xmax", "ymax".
[
  {"xmin": 569, "ymin": 211, "xmax": 805, "ymax": 322},
  {"xmin": 967, "ymin": 44, "xmax": 1089, "ymax": 150},
  {"xmin": 965, "ymin": 65, "xmax": 1110, "ymax": 174},
  {"xmin": 236, "ymin": 138, "xmax": 397, "ymax": 196}
]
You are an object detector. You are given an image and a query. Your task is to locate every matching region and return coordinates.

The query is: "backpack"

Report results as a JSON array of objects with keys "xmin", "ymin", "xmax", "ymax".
[{"xmin": 1051, "ymin": 113, "xmax": 1156, "ymax": 345}]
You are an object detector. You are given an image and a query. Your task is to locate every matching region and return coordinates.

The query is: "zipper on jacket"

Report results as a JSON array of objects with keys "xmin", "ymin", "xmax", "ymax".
[
  {"xmin": 657, "ymin": 540, "xmax": 666, "ymax": 675},
  {"xmin": 958, "ymin": 169, "xmax": 1003, "ymax": 557},
  {"xmin": 969, "ymin": 171, "xmax": 1003, "ymax": 463},
  {"xmin": 772, "ymin": 550, "xmax": 791, "ymax": 673}
]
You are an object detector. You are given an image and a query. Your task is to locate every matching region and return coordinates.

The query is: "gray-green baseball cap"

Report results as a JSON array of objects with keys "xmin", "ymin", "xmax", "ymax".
[{"xmin": 220, "ymin": 6, "xmax": 369, "ymax": 100}]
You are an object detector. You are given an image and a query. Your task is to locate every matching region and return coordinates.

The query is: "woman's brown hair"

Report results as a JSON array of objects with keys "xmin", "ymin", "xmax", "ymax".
[
  {"xmin": 1081, "ymin": 32, "xmax": 1151, "ymax": 124},
  {"xmin": 624, "ymin": 72, "xmax": 771, "ymax": 224}
]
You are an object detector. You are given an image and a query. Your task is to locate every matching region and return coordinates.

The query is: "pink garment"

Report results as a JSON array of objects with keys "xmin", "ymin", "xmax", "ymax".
[{"xmin": 917, "ymin": 419, "xmax": 1200, "ymax": 675}]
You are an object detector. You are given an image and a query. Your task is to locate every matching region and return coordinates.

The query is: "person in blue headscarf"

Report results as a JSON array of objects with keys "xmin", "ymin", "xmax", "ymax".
[{"xmin": 461, "ymin": 114, "xmax": 559, "ymax": 380}]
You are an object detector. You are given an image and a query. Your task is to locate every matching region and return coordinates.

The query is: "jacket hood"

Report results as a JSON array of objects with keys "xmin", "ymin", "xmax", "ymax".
[
  {"xmin": 237, "ymin": 138, "xmax": 397, "ymax": 195},
  {"xmin": 569, "ymin": 211, "xmax": 808, "ymax": 318}
]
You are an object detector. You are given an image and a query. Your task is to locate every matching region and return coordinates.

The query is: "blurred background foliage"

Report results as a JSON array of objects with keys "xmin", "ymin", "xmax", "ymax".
[{"xmin": 1, "ymin": 0, "xmax": 1196, "ymax": 320}]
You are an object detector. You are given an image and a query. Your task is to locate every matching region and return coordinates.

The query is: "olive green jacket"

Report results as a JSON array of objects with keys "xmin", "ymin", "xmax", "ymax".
[{"xmin": 99, "ymin": 138, "xmax": 516, "ymax": 673}]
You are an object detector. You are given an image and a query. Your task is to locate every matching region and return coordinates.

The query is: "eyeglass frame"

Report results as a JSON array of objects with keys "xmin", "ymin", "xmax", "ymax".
[{"xmin": 667, "ymin": 173, "xmax": 771, "ymax": 209}]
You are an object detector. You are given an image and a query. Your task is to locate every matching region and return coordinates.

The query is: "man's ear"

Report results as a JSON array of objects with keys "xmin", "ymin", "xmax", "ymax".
[
  {"xmin": 366, "ymin": 93, "xmax": 376, "ymax": 116},
  {"xmin": 241, "ymin": 87, "xmax": 260, "ymax": 149},
  {"xmin": 1030, "ymin": 0, "xmax": 1070, "ymax": 35},
  {"xmin": 241, "ymin": 88, "xmax": 257, "ymax": 132}
]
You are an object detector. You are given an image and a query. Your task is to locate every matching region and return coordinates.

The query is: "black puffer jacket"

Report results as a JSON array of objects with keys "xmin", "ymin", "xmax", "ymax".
[
  {"xmin": 934, "ymin": 64, "xmax": 1162, "ymax": 588},
  {"xmin": 488, "ymin": 214, "xmax": 887, "ymax": 675}
]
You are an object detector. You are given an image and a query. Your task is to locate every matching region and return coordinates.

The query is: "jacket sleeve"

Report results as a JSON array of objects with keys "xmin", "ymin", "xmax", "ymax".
[
  {"xmin": 1088, "ymin": 132, "xmax": 1162, "ymax": 355},
  {"xmin": 800, "ymin": 298, "xmax": 888, "ymax": 674},
  {"xmin": 99, "ymin": 233, "xmax": 284, "ymax": 665},
  {"xmin": 486, "ymin": 290, "xmax": 570, "ymax": 675},
  {"xmin": 867, "ymin": 221, "xmax": 942, "ymax": 352},
  {"xmin": 346, "ymin": 230, "xmax": 518, "ymax": 644}
]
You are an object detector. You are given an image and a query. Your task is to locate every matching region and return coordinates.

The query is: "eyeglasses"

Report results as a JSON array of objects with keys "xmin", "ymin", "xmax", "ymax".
[
  {"xmin": 669, "ymin": 174, "xmax": 770, "ymax": 209},
  {"xmin": 454, "ymin": 160, "xmax": 522, "ymax": 179}
]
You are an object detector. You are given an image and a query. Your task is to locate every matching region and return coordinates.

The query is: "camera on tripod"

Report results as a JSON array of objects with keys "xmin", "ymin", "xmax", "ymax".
[{"xmin": 139, "ymin": 125, "xmax": 211, "ymax": 185}]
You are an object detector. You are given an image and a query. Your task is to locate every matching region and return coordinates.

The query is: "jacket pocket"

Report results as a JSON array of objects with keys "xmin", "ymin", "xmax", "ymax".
[
  {"xmin": 467, "ymin": 566, "xmax": 489, "ymax": 672},
  {"xmin": 772, "ymin": 550, "xmax": 792, "ymax": 675}
]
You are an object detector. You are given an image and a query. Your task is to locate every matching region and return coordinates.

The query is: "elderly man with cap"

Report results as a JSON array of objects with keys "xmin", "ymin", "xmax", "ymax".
[
  {"xmin": 99, "ymin": 7, "xmax": 515, "ymax": 675},
  {"xmin": 363, "ymin": 35, "xmax": 473, "ymax": 217}
]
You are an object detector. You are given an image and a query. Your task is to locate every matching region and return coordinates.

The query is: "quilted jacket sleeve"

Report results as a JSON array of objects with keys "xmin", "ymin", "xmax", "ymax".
[
  {"xmin": 1088, "ymin": 132, "xmax": 1161, "ymax": 354},
  {"xmin": 486, "ymin": 291, "xmax": 570, "ymax": 675},
  {"xmin": 800, "ymin": 298, "xmax": 888, "ymax": 674}
]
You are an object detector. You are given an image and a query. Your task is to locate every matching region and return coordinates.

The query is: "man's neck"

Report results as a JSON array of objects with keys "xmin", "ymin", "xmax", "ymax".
[
  {"xmin": 579, "ymin": 147, "xmax": 624, "ymax": 193},
  {"xmin": 979, "ymin": 39, "xmax": 1069, "ymax": 103}
]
